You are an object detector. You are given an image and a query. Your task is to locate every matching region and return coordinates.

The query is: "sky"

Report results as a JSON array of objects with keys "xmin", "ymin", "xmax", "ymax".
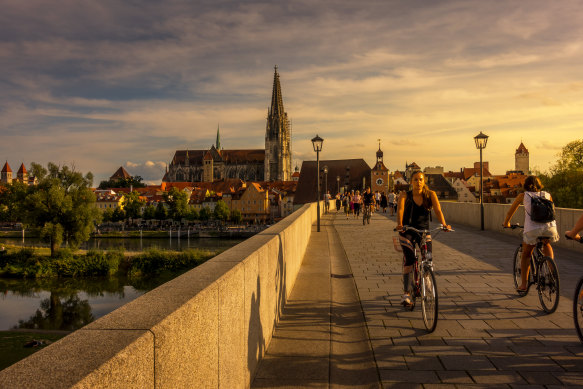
[{"xmin": 1, "ymin": 0, "xmax": 583, "ymax": 185}]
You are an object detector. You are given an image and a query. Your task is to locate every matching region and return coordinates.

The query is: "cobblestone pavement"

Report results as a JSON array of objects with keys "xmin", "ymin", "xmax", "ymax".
[{"xmin": 333, "ymin": 209, "xmax": 583, "ymax": 388}]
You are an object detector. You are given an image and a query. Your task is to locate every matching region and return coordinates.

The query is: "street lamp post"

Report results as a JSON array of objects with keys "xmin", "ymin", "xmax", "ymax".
[
  {"xmin": 323, "ymin": 165, "xmax": 328, "ymax": 214},
  {"xmin": 474, "ymin": 131, "xmax": 489, "ymax": 231},
  {"xmin": 311, "ymin": 134, "xmax": 324, "ymax": 232},
  {"xmin": 336, "ymin": 175, "xmax": 340, "ymax": 194}
]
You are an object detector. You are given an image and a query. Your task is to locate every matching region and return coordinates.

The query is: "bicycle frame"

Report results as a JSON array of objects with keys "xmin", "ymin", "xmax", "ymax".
[{"xmin": 402, "ymin": 226, "xmax": 445, "ymax": 294}]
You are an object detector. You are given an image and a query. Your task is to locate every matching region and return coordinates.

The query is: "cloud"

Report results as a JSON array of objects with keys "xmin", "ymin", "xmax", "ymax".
[
  {"xmin": 123, "ymin": 161, "xmax": 167, "ymax": 184},
  {"xmin": 392, "ymin": 139, "xmax": 419, "ymax": 147},
  {"xmin": 1, "ymin": 0, "xmax": 583, "ymax": 182}
]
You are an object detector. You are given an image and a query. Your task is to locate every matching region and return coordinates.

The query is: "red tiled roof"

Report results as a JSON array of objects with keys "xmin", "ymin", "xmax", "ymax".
[
  {"xmin": 110, "ymin": 166, "xmax": 131, "ymax": 180},
  {"xmin": 463, "ymin": 167, "xmax": 492, "ymax": 180},
  {"xmin": 2, "ymin": 161, "xmax": 12, "ymax": 173},
  {"xmin": 17, "ymin": 163, "xmax": 27, "ymax": 174},
  {"xmin": 516, "ymin": 142, "xmax": 528, "ymax": 154}
]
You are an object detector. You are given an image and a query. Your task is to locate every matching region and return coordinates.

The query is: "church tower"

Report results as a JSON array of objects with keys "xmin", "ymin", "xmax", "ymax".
[
  {"xmin": 371, "ymin": 140, "xmax": 389, "ymax": 194},
  {"xmin": 265, "ymin": 66, "xmax": 292, "ymax": 181},
  {"xmin": 515, "ymin": 142, "xmax": 529, "ymax": 174}
]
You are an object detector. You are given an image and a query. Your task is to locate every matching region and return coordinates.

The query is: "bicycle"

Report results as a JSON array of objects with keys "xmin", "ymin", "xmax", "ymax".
[
  {"xmin": 506, "ymin": 224, "xmax": 560, "ymax": 313},
  {"xmin": 394, "ymin": 225, "xmax": 453, "ymax": 332},
  {"xmin": 362, "ymin": 203, "xmax": 373, "ymax": 225},
  {"xmin": 565, "ymin": 234, "xmax": 583, "ymax": 342}
]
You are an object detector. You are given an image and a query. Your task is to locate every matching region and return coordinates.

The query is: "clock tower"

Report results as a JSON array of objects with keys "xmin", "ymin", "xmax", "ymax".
[{"xmin": 371, "ymin": 140, "xmax": 389, "ymax": 194}]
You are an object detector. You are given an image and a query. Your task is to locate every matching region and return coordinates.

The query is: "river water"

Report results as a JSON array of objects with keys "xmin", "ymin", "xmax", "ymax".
[{"xmin": 0, "ymin": 237, "xmax": 244, "ymax": 331}]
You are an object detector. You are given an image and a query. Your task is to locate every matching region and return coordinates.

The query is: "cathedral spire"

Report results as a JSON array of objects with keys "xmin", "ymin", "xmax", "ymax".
[
  {"xmin": 216, "ymin": 124, "xmax": 221, "ymax": 150},
  {"xmin": 270, "ymin": 65, "xmax": 284, "ymax": 117}
]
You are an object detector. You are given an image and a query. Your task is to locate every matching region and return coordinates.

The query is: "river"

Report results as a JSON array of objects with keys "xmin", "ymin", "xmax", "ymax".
[{"xmin": 0, "ymin": 237, "xmax": 244, "ymax": 331}]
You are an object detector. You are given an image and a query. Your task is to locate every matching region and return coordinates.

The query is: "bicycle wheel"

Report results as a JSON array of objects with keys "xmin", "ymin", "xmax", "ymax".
[
  {"xmin": 513, "ymin": 245, "xmax": 522, "ymax": 290},
  {"xmin": 574, "ymin": 277, "xmax": 583, "ymax": 343},
  {"xmin": 537, "ymin": 256, "xmax": 560, "ymax": 314},
  {"xmin": 421, "ymin": 266, "xmax": 438, "ymax": 332}
]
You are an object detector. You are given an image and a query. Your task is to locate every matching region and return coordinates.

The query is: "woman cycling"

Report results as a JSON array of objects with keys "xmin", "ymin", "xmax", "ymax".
[
  {"xmin": 396, "ymin": 171, "xmax": 451, "ymax": 306},
  {"xmin": 503, "ymin": 175, "xmax": 559, "ymax": 293}
]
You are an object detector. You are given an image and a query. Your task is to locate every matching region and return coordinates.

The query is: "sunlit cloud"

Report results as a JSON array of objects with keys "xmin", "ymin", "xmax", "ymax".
[{"xmin": 1, "ymin": 0, "xmax": 582, "ymax": 183}]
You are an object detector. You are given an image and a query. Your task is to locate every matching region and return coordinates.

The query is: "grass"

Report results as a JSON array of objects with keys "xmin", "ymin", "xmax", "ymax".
[{"xmin": 0, "ymin": 331, "xmax": 68, "ymax": 371}]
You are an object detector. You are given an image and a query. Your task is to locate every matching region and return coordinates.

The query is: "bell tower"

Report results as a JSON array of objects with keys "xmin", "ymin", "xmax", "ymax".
[
  {"xmin": 265, "ymin": 66, "xmax": 292, "ymax": 181},
  {"xmin": 371, "ymin": 139, "xmax": 389, "ymax": 194},
  {"xmin": 515, "ymin": 141, "xmax": 529, "ymax": 174}
]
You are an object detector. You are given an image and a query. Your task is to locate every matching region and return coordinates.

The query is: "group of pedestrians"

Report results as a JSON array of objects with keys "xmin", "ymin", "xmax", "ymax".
[{"xmin": 335, "ymin": 187, "xmax": 376, "ymax": 219}]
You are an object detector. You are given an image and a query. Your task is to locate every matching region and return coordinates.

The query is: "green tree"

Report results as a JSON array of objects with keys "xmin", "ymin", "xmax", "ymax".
[
  {"xmin": 230, "ymin": 209, "xmax": 242, "ymax": 224},
  {"xmin": 111, "ymin": 207, "xmax": 126, "ymax": 222},
  {"xmin": 199, "ymin": 207, "xmax": 211, "ymax": 221},
  {"xmin": 142, "ymin": 204, "xmax": 156, "ymax": 220},
  {"xmin": 0, "ymin": 181, "xmax": 28, "ymax": 222},
  {"xmin": 539, "ymin": 140, "xmax": 583, "ymax": 209},
  {"xmin": 155, "ymin": 202, "xmax": 167, "ymax": 221},
  {"xmin": 102, "ymin": 208, "xmax": 114, "ymax": 223},
  {"xmin": 213, "ymin": 200, "xmax": 230, "ymax": 222},
  {"xmin": 163, "ymin": 187, "xmax": 189, "ymax": 221},
  {"xmin": 98, "ymin": 176, "xmax": 146, "ymax": 189},
  {"xmin": 186, "ymin": 208, "xmax": 199, "ymax": 221},
  {"xmin": 122, "ymin": 191, "xmax": 145, "ymax": 220},
  {"xmin": 23, "ymin": 163, "xmax": 101, "ymax": 257}
]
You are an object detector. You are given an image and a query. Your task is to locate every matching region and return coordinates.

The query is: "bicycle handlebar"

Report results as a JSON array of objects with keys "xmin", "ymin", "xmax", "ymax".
[
  {"xmin": 504, "ymin": 224, "xmax": 523, "ymax": 230},
  {"xmin": 565, "ymin": 234, "xmax": 583, "ymax": 244},
  {"xmin": 394, "ymin": 225, "xmax": 454, "ymax": 233}
]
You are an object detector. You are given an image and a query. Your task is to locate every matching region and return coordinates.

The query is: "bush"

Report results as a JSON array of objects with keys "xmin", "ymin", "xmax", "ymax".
[
  {"xmin": 51, "ymin": 249, "xmax": 124, "ymax": 277},
  {"xmin": 129, "ymin": 249, "xmax": 214, "ymax": 277},
  {"xmin": 0, "ymin": 248, "xmax": 53, "ymax": 278}
]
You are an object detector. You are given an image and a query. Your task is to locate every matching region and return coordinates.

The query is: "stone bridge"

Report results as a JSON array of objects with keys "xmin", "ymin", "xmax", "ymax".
[{"xmin": 1, "ymin": 202, "xmax": 583, "ymax": 388}]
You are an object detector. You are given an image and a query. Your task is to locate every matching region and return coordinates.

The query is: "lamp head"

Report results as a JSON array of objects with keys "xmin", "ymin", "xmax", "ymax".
[
  {"xmin": 311, "ymin": 134, "xmax": 324, "ymax": 152},
  {"xmin": 474, "ymin": 131, "xmax": 489, "ymax": 149}
]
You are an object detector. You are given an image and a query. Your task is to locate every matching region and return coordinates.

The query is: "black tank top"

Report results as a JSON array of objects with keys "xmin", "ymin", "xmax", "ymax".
[{"xmin": 403, "ymin": 191, "xmax": 431, "ymax": 230}]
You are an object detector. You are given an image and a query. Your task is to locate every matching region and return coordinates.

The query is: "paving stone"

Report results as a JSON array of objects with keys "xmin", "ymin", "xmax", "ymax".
[
  {"xmin": 468, "ymin": 370, "xmax": 527, "ymax": 384},
  {"xmin": 436, "ymin": 370, "xmax": 474, "ymax": 384},
  {"xmin": 439, "ymin": 355, "xmax": 496, "ymax": 370}
]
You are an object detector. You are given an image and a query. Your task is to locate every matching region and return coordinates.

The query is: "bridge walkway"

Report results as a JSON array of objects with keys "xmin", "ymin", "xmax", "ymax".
[{"xmin": 252, "ymin": 210, "xmax": 583, "ymax": 388}]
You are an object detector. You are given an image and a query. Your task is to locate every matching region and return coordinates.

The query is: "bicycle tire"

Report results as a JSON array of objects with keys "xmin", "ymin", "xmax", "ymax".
[
  {"xmin": 512, "ymin": 245, "xmax": 522, "ymax": 290},
  {"xmin": 574, "ymin": 277, "xmax": 583, "ymax": 343},
  {"xmin": 537, "ymin": 256, "xmax": 560, "ymax": 314},
  {"xmin": 421, "ymin": 266, "xmax": 438, "ymax": 332}
]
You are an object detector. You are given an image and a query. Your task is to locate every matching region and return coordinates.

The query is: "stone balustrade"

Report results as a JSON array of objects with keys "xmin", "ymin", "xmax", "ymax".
[
  {"xmin": 0, "ymin": 203, "xmax": 322, "ymax": 389},
  {"xmin": 440, "ymin": 201, "xmax": 583, "ymax": 253}
]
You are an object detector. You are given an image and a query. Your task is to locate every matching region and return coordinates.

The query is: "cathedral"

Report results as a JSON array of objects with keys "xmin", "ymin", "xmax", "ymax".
[{"xmin": 163, "ymin": 67, "xmax": 292, "ymax": 183}]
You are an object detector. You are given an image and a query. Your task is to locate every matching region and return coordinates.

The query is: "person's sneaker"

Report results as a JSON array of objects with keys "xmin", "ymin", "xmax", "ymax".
[{"xmin": 401, "ymin": 294, "xmax": 412, "ymax": 306}]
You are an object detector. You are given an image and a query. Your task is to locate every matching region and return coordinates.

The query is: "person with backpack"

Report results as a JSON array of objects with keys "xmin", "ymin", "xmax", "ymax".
[
  {"xmin": 396, "ymin": 171, "xmax": 451, "ymax": 306},
  {"xmin": 503, "ymin": 175, "xmax": 559, "ymax": 294}
]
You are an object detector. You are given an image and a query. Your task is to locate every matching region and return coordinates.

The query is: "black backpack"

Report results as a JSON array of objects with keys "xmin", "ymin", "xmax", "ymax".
[{"xmin": 526, "ymin": 192, "xmax": 555, "ymax": 223}]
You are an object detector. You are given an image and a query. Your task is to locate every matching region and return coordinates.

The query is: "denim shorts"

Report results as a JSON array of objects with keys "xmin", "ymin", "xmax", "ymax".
[{"xmin": 523, "ymin": 226, "xmax": 559, "ymax": 245}]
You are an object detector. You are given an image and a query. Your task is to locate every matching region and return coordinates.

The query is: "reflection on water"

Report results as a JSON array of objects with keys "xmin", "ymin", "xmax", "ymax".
[
  {"xmin": 0, "ymin": 238, "xmax": 243, "ymax": 331},
  {"xmin": 0, "ymin": 275, "xmax": 170, "ymax": 331}
]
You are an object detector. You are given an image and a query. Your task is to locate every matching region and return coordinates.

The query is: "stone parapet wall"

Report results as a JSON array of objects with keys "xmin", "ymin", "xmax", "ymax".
[
  {"xmin": 0, "ymin": 203, "xmax": 322, "ymax": 389},
  {"xmin": 440, "ymin": 201, "xmax": 583, "ymax": 253}
]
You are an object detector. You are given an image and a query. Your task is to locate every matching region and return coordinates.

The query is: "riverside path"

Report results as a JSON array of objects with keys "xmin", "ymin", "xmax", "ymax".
[{"xmin": 251, "ymin": 210, "xmax": 583, "ymax": 388}]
